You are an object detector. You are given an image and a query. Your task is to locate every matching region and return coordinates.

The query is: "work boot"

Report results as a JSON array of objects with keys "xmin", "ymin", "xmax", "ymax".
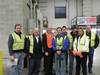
[
  {"xmin": 52, "ymin": 68, "xmax": 55, "ymax": 71},
  {"xmin": 49, "ymin": 73, "xmax": 55, "ymax": 75},
  {"xmin": 69, "ymin": 72, "xmax": 72, "ymax": 75},
  {"xmin": 42, "ymin": 69, "xmax": 45, "ymax": 72},
  {"xmin": 66, "ymin": 69, "xmax": 68, "ymax": 73},
  {"xmin": 88, "ymin": 69, "xmax": 92, "ymax": 73}
]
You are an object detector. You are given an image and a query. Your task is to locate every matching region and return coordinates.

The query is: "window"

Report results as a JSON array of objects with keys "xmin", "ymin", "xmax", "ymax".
[{"xmin": 55, "ymin": 7, "xmax": 66, "ymax": 18}]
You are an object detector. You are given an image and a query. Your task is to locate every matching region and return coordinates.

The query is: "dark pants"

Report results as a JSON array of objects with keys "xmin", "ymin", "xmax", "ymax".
[
  {"xmin": 88, "ymin": 48, "xmax": 94, "ymax": 69},
  {"xmin": 44, "ymin": 48, "xmax": 54, "ymax": 75},
  {"xmin": 28, "ymin": 53, "xmax": 41, "ymax": 75},
  {"xmin": 65, "ymin": 52, "xmax": 68, "ymax": 70},
  {"xmin": 76, "ymin": 52, "xmax": 88, "ymax": 75}
]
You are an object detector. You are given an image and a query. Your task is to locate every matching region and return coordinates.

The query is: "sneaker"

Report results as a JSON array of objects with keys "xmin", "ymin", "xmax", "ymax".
[
  {"xmin": 69, "ymin": 72, "xmax": 72, "ymax": 75},
  {"xmin": 66, "ymin": 70, "xmax": 68, "ymax": 73},
  {"xmin": 88, "ymin": 69, "xmax": 92, "ymax": 73}
]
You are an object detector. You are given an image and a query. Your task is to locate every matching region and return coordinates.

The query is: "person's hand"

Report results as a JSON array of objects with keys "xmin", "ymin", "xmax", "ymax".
[
  {"xmin": 76, "ymin": 51, "xmax": 82, "ymax": 56},
  {"xmin": 45, "ymin": 52, "xmax": 48, "ymax": 56},
  {"xmin": 10, "ymin": 55, "xmax": 14, "ymax": 62},
  {"xmin": 56, "ymin": 51, "xmax": 61, "ymax": 55},
  {"xmin": 29, "ymin": 56, "xmax": 31, "ymax": 58},
  {"xmin": 92, "ymin": 47, "xmax": 95, "ymax": 49},
  {"xmin": 67, "ymin": 51, "xmax": 69, "ymax": 55},
  {"xmin": 23, "ymin": 53, "xmax": 26, "ymax": 58}
]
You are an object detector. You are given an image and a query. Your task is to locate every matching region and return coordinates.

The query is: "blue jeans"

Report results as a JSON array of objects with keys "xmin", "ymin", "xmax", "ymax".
[
  {"xmin": 10, "ymin": 52, "xmax": 23, "ymax": 75},
  {"xmin": 55, "ymin": 52, "xmax": 66, "ymax": 75},
  {"xmin": 69, "ymin": 51, "xmax": 74, "ymax": 73},
  {"xmin": 88, "ymin": 48, "xmax": 94, "ymax": 69}
]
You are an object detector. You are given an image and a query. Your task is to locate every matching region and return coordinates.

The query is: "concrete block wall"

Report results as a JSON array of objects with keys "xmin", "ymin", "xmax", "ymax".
[{"xmin": 0, "ymin": 0, "xmax": 29, "ymax": 58}]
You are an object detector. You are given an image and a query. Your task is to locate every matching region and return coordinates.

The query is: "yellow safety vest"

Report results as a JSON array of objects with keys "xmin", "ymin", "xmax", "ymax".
[
  {"xmin": 75, "ymin": 35, "xmax": 89, "ymax": 52},
  {"xmin": 84, "ymin": 31, "xmax": 96, "ymax": 47},
  {"xmin": 69, "ymin": 34, "xmax": 73, "ymax": 50},
  {"xmin": 10, "ymin": 32, "xmax": 25, "ymax": 50},
  {"xmin": 41, "ymin": 36, "xmax": 44, "ymax": 52},
  {"xmin": 54, "ymin": 36, "xmax": 66, "ymax": 50},
  {"xmin": 25, "ymin": 35, "xmax": 29, "ymax": 38},
  {"xmin": 29, "ymin": 35, "xmax": 34, "ymax": 54}
]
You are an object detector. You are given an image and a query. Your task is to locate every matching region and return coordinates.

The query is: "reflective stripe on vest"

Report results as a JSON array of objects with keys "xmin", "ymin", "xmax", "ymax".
[
  {"xmin": 75, "ymin": 35, "xmax": 89, "ymax": 52},
  {"xmin": 69, "ymin": 34, "xmax": 73, "ymax": 50},
  {"xmin": 84, "ymin": 31, "xmax": 96, "ymax": 47},
  {"xmin": 54, "ymin": 36, "xmax": 66, "ymax": 50},
  {"xmin": 29, "ymin": 35, "xmax": 34, "ymax": 54},
  {"xmin": 11, "ymin": 32, "xmax": 25, "ymax": 50},
  {"xmin": 45, "ymin": 32, "xmax": 54, "ymax": 48}
]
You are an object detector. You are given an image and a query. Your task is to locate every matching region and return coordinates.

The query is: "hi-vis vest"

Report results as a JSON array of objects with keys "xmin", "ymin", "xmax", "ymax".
[
  {"xmin": 65, "ymin": 33, "xmax": 69, "ymax": 37},
  {"xmin": 25, "ymin": 35, "xmax": 29, "ymax": 38},
  {"xmin": 54, "ymin": 36, "xmax": 66, "ymax": 50},
  {"xmin": 41, "ymin": 36, "xmax": 44, "ymax": 52},
  {"xmin": 75, "ymin": 35, "xmax": 89, "ymax": 52},
  {"xmin": 69, "ymin": 34, "xmax": 73, "ymax": 50},
  {"xmin": 84, "ymin": 31, "xmax": 96, "ymax": 47},
  {"xmin": 45, "ymin": 32, "xmax": 54, "ymax": 48},
  {"xmin": 29, "ymin": 35, "xmax": 34, "ymax": 54},
  {"xmin": 29, "ymin": 35, "xmax": 43, "ymax": 54},
  {"xmin": 10, "ymin": 32, "xmax": 25, "ymax": 50}
]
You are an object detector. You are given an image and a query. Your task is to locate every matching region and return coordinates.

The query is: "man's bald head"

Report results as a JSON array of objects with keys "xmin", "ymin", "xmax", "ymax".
[
  {"xmin": 47, "ymin": 26, "xmax": 52, "ymax": 33},
  {"xmin": 34, "ymin": 28, "xmax": 39, "ymax": 31}
]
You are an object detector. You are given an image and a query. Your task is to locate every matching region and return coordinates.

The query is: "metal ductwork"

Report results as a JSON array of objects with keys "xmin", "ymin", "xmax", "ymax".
[{"xmin": 27, "ymin": 0, "xmax": 35, "ymax": 34}]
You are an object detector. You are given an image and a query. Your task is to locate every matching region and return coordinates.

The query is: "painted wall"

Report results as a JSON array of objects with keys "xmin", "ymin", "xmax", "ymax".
[
  {"xmin": 91, "ymin": 0, "xmax": 100, "ymax": 16},
  {"xmin": 0, "ymin": 0, "xmax": 30, "ymax": 58}
]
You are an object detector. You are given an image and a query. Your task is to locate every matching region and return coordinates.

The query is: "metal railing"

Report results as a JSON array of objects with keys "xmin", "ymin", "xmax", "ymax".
[{"xmin": 71, "ymin": 16, "xmax": 78, "ymax": 27}]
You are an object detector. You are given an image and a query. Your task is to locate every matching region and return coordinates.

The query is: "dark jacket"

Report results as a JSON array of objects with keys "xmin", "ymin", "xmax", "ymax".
[
  {"xmin": 70, "ymin": 31, "xmax": 78, "ymax": 41},
  {"xmin": 8, "ymin": 31, "xmax": 24, "ymax": 56},
  {"xmin": 24, "ymin": 36, "xmax": 29, "ymax": 54},
  {"xmin": 28, "ymin": 35, "xmax": 42, "ymax": 57}
]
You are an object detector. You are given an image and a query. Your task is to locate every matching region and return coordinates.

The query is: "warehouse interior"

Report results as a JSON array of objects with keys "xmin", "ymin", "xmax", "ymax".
[{"xmin": 0, "ymin": 0, "xmax": 100, "ymax": 75}]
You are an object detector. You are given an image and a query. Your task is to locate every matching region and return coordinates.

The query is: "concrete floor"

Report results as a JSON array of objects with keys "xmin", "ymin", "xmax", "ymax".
[{"xmin": 2, "ymin": 46, "xmax": 100, "ymax": 75}]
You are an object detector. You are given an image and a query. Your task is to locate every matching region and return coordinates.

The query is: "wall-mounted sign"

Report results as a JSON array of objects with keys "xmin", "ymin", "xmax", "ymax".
[{"xmin": 77, "ymin": 17, "xmax": 97, "ymax": 25}]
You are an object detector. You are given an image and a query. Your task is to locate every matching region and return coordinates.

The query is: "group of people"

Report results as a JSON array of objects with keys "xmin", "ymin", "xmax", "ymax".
[{"xmin": 8, "ymin": 24, "xmax": 99, "ymax": 75}]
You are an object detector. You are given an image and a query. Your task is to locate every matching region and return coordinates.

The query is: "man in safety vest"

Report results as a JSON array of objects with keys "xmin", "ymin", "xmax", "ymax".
[
  {"xmin": 73, "ymin": 28, "xmax": 89, "ymax": 75},
  {"xmin": 84, "ymin": 25, "xmax": 99, "ymax": 73},
  {"xmin": 8, "ymin": 24, "xmax": 25, "ymax": 75},
  {"xmin": 27, "ymin": 28, "xmax": 42, "ymax": 75},
  {"xmin": 52, "ymin": 27, "xmax": 69, "ymax": 75},
  {"xmin": 62, "ymin": 26, "xmax": 69, "ymax": 73},
  {"xmin": 24, "ymin": 29, "xmax": 34, "ymax": 69},
  {"xmin": 43, "ymin": 26, "xmax": 55, "ymax": 75},
  {"xmin": 68, "ymin": 25, "xmax": 78, "ymax": 75}
]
